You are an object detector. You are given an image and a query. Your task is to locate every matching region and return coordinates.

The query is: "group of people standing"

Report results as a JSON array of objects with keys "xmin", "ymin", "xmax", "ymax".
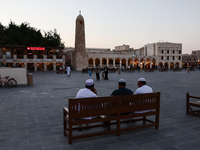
[{"xmin": 95, "ymin": 66, "xmax": 108, "ymax": 80}]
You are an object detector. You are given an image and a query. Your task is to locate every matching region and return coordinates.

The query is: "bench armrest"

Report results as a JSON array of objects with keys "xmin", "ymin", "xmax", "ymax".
[{"xmin": 63, "ymin": 107, "xmax": 69, "ymax": 115}]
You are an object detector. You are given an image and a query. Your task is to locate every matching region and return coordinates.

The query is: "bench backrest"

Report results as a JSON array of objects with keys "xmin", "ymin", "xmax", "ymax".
[
  {"xmin": 68, "ymin": 92, "xmax": 160, "ymax": 118},
  {"xmin": 118, "ymin": 92, "xmax": 160, "ymax": 113}
]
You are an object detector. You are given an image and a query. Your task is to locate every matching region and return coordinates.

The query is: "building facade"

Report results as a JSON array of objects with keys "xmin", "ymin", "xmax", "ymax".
[
  {"xmin": 144, "ymin": 42, "xmax": 182, "ymax": 69},
  {"xmin": 0, "ymin": 45, "xmax": 65, "ymax": 71},
  {"xmin": 182, "ymin": 50, "xmax": 200, "ymax": 68},
  {"xmin": 68, "ymin": 13, "xmax": 183, "ymax": 71},
  {"xmin": 0, "ymin": 13, "xmax": 184, "ymax": 71}
]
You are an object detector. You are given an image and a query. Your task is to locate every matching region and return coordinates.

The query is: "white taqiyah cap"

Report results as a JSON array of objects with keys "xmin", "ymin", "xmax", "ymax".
[
  {"xmin": 85, "ymin": 79, "xmax": 94, "ymax": 86},
  {"xmin": 138, "ymin": 78, "xmax": 146, "ymax": 82},
  {"xmin": 118, "ymin": 79, "xmax": 126, "ymax": 83}
]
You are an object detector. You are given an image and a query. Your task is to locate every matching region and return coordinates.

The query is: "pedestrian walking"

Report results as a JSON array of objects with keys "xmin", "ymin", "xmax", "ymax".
[{"xmin": 66, "ymin": 65, "xmax": 71, "ymax": 76}]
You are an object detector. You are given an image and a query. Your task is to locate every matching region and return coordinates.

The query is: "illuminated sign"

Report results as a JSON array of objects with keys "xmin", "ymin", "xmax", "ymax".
[{"xmin": 27, "ymin": 47, "xmax": 45, "ymax": 50}]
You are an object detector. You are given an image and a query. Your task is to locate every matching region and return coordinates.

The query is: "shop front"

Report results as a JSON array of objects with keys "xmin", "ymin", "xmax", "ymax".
[
  {"xmin": 47, "ymin": 63, "xmax": 53, "ymax": 71},
  {"xmin": 27, "ymin": 63, "xmax": 34, "ymax": 71},
  {"xmin": 37, "ymin": 63, "xmax": 44, "ymax": 71}
]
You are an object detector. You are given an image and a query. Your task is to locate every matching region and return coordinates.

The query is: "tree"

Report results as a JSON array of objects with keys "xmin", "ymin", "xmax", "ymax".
[
  {"xmin": 0, "ymin": 21, "xmax": 65, "ymax": 47},
  {"xmin": 43, "ymin": 29, "xmax": 64, "ymax": 47}
]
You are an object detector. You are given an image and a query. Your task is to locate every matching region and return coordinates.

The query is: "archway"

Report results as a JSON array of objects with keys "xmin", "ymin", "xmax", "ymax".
[
  {"xmin": 170, "ymin": 62, "xmax": 174, "ymax": 69},
  {"xmin": 159, "ymin": 62, "xmax": 163, "ymax": 69},
  {"xmin": 182, "ymin": 63, "xmax": 187, "ymax": 69},
  {"xmin": 37, "ymin": 63, "xmax": 44, "ymax": 71},
  {"xmin": 122, "ymin": 58, "xmax": 126, "ymax": 68},
  {"xmin": 115, "ymin": 58, "xmax": 120, "ymax": 68},
  {"xmin": 146, "ymin": 59, "xmax": 150, "ymax": 69},
  {"xmin": 88, "ymin": 58, "xmax": 93, "ymax": 67},
  {"xmin": 164, "ymin": 62, "xmax": 168, "ymax": 69},
  {"xmin": 134, "ymin": 59, "xmax": 139, "ymax": 69},
  {"xmin": 108, "ymin": 58, "xmax": 113, "ymax": 67},
  {"xmin": 56, "ymin": 63, "xmax": 62, "ymax": 71},
  {"xmin": 95, "ymin": 58, "xmax": 100, "ymax": 67},
  {"xmin": 128, "ymin": 58, "xmax": 133, "ymax": 68},
  {"xmin": 140, "ymin": 58, "xmax": 145, "ymax": 69},
  {"xmin": 47, "ymin": 63, "xmax": 53, "ymax": 71},
  {"xmin": 102, "ymin": 58, "xmax": 107, "ymax": 67},
  {"xmin": 175, "ymin": 62, "xmax": 179, "ymax": 68}
]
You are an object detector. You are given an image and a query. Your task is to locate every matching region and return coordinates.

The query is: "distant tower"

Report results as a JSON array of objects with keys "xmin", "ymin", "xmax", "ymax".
[{"xmin": 73, "ymin": 11, "xmax": 88, "ymax": 71}]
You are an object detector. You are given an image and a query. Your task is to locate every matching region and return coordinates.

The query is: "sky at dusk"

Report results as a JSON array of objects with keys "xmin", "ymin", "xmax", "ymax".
[{"xmin": 1, "ymin": 0, "xmax": 200, "ymax": 54}]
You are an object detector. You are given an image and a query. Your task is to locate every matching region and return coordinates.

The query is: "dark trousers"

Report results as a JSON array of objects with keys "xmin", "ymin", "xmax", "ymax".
[{"xmin": 96, "ymin": 73, "xmax": 100, "ymax": 80}]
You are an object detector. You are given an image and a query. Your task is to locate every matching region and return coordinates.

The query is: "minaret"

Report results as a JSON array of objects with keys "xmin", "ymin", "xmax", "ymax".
[
  {"xmin": 73, "ymin": 11, "xmax": 88, "ymax": 71},
  {"xmin": 75, "ymin": 11, "xmax": 85, "ymax": 52}
]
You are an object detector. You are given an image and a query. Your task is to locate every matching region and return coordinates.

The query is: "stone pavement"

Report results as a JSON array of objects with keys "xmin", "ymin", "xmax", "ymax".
[{"xmin": 0, "ymin": 69, "xmax": 200, "ymax": 150}]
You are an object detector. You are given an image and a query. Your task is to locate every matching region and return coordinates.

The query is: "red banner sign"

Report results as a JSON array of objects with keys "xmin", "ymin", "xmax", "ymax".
[{"xmin": 27, "ymin": 47, "xmax": 45, "ymax": 50}]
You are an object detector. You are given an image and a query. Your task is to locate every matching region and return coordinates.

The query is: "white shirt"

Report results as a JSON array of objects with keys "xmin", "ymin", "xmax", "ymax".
[
  {"xmin": 134, "ymin": 85, "xmax": 153, "ymax": 113},
  {"xmin": 76, "ymin": 88, "xmax": 97, "ymax": 98},
  {"xmin": 76, "ymin": 88, "xmax": 98, "ymax": 119},
  {"xmin": 66, "ymin": 66, "xmax": 71, "ymax": 72},
  {"xmin": 134, "ymin": 85, "xmax": 153, "ymax": 94}
]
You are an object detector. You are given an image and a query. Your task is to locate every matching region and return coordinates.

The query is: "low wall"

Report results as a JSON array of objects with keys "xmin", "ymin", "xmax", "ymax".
[{"xmin": 0, "ymin": 67, "xmax": 27, "ymax": 85}]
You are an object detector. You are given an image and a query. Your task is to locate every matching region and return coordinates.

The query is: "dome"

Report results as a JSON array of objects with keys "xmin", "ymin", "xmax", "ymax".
[
  {"xmin": 76, "ymin": 15, "xmax": 84, "ymax": 20},
  {"xmin": 76, "ymin": 11, "xmax": 84, "ymax": 22}
]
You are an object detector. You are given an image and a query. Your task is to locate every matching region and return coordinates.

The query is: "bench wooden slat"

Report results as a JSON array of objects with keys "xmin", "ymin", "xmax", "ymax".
[
  {"xmin": 64, "ymin": 92, "xmax": 160, "ymax": 144},
  {"xmin": 186, "ymin": 93, "xmax": 200, "ymax": 116}
]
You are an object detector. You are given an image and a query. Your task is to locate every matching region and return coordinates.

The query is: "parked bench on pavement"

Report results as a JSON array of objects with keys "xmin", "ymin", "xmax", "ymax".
[
  {"xmin": 186, "ymin": 92, "xmax": 200, "ymax": 116},
  {"xmin": 173, "ymin": 68, "xmax": 182, "ymax": 71},
  {"xmin": 63, "ymin": 92, "xmax": 160, "ymax": 144},
  {"xmin": 145, "ymin": 68, "xmax": 154, "ymax": 72},
  {"xmin": 125, "ymin": 68, "xmax": 135, "ymax": 72},
  {"xmin": 57, "ymin": 69, "xmax": 66, "ymax": 74},
  {"xmin": 159, "ymin": 68, "xmax": 168, "ymax": 72}
]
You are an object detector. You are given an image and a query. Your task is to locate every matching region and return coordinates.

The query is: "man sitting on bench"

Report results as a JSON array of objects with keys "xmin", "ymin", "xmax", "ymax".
[
  {"xmin": 111, "ymin": 79, "xmax": 133, "ymax": 96},
  {"xmin": 134, "ymin": 77, "xmax": 153, "ymax": 113},
  {"xmin": 76, "ymin": 79, "xmax": 98, "ymax": 120},
  {"xmin": 134, "ymin": 77, "xmax": 153, "ymax": 94},
  {"xmin": 111, "ymin": 79, "xmax": 133, "ymax": 116}
]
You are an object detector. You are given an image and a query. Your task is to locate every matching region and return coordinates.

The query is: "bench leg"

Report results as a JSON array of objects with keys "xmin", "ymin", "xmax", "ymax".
[
  {"xmin": 155, "ymin": 113, "xmax": 159, "ymax": 129},
  {"xmin": 107, "ymin": 121, "xmax": 110, "ymax": 130},
  {"xmin": 117, "ymin": 119, "xmax": 120, "ymax": 136},
  {"xmin": 63, "ymin": 110, "xmax": 67, "ymax": 136},
  {"xmin": 68, "ymin": 124, "xmax": 72, "ymax": 144},
  {"xmin": 143, "ymin": 116, "xmax": 146, "ymax": 124},
  {"xmin": 186, "ymin": 93, "xmax": 189, "ymax": 115}
]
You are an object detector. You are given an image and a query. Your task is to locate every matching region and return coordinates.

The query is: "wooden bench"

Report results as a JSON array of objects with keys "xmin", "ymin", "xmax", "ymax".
[
  {"xmin": 63, "ymin": 92, "xmax": 160, "ymax": 144},
  {"xmin": 159, "ymin": 68, "xmax": 168, "ymax": 72},
  {"xmin": 125, "ymin": 68, "xmax": 135, "ymax": 72},
  {"xmin": 57, "ymin": 69, "xmax": 66, "ymax": 74},
  {"xmin": 145, "ymin": 68, "xmax": 154, "ymax": 72},
  {"xmin": 190, "ymin": 67, "xmax": 196, "ymax": 71},
  {"xmin": 108, "ymin": 68, "xmax": 116, "ymax": 73},
  {"xmin": 186, "ymin": 92, "xmax": 200, "ymax": 116},
  {"xmin": 173, "ymin": 68, "xmax": 182, "ymax": 71}
]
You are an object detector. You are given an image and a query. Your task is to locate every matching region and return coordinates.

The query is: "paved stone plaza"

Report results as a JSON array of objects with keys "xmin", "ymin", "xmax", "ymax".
[{"xmin": 0, "ymin": 69, "xmax": 200, "ymax": 150}]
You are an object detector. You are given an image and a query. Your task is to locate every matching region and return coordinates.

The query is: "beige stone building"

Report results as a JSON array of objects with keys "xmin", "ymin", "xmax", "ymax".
[
  {"xmin": 67, "ymin": 14, "xmax": 183, "ymax": 71},
  {"xmin": 0, "ymin": 13, "xmax": 184, "ymax": 71},
  {"xmin": 182, "ymin": 50, "xmax": 200, "ymax": 68},
  {"xmin": 144, "ymin": 42, "xmax": 182, "ymax": 69}
]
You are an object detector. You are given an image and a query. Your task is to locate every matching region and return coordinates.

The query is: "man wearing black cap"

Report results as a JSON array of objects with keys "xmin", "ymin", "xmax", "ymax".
[
  {"xmin": 111, "ymin": 79, "xmax": 133, "ymax": 96},
  {"xmin": 134, "ymin": 77, "xmax": 153, "ymax": 94}
]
